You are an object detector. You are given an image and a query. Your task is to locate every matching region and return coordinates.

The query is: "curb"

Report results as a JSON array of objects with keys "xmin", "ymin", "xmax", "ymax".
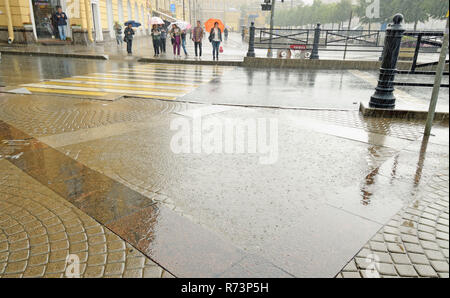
[
  {"xmin": 137, "ymin": 57, "xmax": 242, "ymax": 67},
  {"xmin": 359, "ymin": 102, "xmax": 449, "ymax": 121},
  {"xmin": 0, "ymin": 50, "xmax": 109, "ymax": 60},
  {"xmin": 243, "ymin": 57, "xmax": 417, "ymax": 71}
]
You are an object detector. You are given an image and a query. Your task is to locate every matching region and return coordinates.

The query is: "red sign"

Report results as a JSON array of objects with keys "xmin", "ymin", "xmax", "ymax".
[{"xmin": 290, "ymin": 44, "xmax": 307, "ymax": 50}]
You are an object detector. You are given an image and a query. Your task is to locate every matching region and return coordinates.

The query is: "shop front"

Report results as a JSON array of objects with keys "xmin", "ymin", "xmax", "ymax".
[{"xmin": 31, "ymin": 0, "xmax": 64, "ymax": 40}]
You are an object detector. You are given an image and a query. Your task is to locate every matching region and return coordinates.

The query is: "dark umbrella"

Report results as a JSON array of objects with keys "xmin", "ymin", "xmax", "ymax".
[{"xmin": 125, "ymin": 20, "xmax": 142, "ymax": 28}]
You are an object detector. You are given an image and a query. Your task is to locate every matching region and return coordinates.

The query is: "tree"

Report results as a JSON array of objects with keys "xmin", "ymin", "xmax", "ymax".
[
  {"xmin": 355, "ymin": 0, "xmax": 397, "ymax": 25},
  {"xmin": 424, "ymin": 0, "xmax": 449, "ymax": 20},
  {"xmin": 392, "ymin": 0, "xmax": 430, "ymax": 30}
]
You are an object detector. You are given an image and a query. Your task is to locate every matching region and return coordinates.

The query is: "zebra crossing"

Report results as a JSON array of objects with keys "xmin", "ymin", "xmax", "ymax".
[{"xmin": 20, "ymin": 63, "xmax": 231, "ymax": 100}]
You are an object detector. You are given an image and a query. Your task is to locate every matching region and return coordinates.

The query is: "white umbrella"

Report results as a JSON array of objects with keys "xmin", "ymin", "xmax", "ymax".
[
  {"xmin": 149, "ymin": 17, "xmax": 164, "ymax": 25},
  {"xmin": 168, "ymin": 21, "xmax": 191, "ymax": 31}
]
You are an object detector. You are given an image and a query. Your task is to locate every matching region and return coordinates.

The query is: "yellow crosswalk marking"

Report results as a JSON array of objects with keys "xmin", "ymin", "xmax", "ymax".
[
  {"xmin": 87, "ymin": 73, "xmax": 209, "ymax": 83},
  {"xmin": 41, "ymin": 81, "xmax": 189, "ymax": 93},
  {"xmin": 64, "ymin": 77, "xmax": 199, "ymax": 88},
  {"xmin": 21, "ymin": 63, "xmax": 230, "ymax": 99},
  {"xmin": 25, "ymin": 87, "xmax": 108, "ymax": 97}
]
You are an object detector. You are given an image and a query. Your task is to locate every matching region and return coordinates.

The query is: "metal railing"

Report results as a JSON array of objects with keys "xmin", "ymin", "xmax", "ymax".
[
  {"xmin": 254, "ymin": 27, "xmax": 384, "ymax": 52},
  {"xmin": 248, "ymin": 24, "xmax": 446, "ymax": 63}
]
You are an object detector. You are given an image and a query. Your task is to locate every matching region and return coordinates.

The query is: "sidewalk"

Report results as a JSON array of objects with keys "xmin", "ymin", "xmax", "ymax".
[{"xmin": 0, "ymin": 32, "xmax": 247, "ymax": 62}]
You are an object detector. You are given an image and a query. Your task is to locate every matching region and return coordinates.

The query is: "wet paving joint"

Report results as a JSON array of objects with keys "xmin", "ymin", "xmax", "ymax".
[{"xmin": 13, "ymin": 63, "xmax": 232, "ymax": 101}]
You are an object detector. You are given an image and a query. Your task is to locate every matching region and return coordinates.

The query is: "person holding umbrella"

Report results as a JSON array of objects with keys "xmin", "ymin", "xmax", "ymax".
[
  {"xmin": 124, "ymin": 23, "xmax": 135, "ymax": 54},
  {"xmin": 170, "ymin": 24, "xmax": 182, "ymax": 59},
  {"xmin": 209, "ymin": 22, "xmax": 223, "ymax": 61},
  {"xmin": 151, "ymin": 24, "xmax": 161, "ymax": 57}
]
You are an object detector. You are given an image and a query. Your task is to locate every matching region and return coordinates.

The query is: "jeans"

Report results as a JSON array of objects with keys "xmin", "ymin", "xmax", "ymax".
[
  {"xmin": 173, "ymin": 36, "xmax": 181, "ymax": 56},
  {"xmin": 58, "ymin": 25, "xmax": 67, "ymax": 41},
  {"xmin": 160, "ymin": 38, "xmax": 166, "ymax": 53},
  {"xmin": 153, "ymin": 39, "xmax": 160, "ymax": 55},
  {"xmin": 194, "ymin": 42, "xmax": 202, "ymax": 57},
  {"xmin": 212, "ymin": 41, "xmax": 221, "ymax": 58},
  {"xmin": 116, "ymin": 35, "xmax": 123, "ymax": 45},
  {"xmin": 126, "ymin": 40, "xmax": 133, "ymax": 54},
  {"xmin": 181, "ymin": 38, "xmax": 188, "ymax": 55}
]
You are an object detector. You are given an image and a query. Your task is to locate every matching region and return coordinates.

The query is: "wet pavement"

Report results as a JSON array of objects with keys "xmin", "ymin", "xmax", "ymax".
[{"xmin": 1, "ymin": 54, "xmax": 449, "ymax": 278}]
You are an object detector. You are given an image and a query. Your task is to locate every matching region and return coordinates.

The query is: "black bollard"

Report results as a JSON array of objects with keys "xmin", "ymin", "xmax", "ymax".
[
  {"xmin": 310, "ymin": 23, "xmax": 321, "ymax": 60},
  {"xmin": 369, "ymin": 14, "xmax": 405, "ymax": 109},
  {"xmin": 247, "ymin": 22, "xmax": 256, "ymax": 58}
]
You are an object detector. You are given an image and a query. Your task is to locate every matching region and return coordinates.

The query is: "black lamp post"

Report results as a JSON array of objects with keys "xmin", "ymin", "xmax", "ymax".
[
  {"xmin": 247, "ymin": 22, "xmax": 256, "ymax": 57},
  {"xmin": 369, "ymin": 14, "xmax": 405, "ymax": 109}
]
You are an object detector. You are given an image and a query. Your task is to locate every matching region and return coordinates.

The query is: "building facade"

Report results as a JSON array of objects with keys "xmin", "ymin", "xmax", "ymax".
[{"xmin": 0, "ymin": 0, "xmax": 191, "ymax": 44}]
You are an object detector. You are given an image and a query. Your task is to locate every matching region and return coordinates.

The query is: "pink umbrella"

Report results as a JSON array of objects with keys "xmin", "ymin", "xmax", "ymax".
[
  {"xmin": 168, "ymin": 21, "xmax": 191, "ymax": 31},
  {"xmin": 149, "ymin": 17, "xmax": 164, "ymax": 25}
]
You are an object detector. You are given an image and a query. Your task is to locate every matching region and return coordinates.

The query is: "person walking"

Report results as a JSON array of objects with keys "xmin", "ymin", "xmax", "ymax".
[
  {"xmin": 124, "ymin": 23, "xmax": 135, "ymax": 54},
  {"xmin": 114, "ymin": 22, "xmax": 123, "ymax": 46},
  {"xmin": 170, "ymin": 24, "xmax": 182, "ymax": 59},
  {"xmin": 54, "ymin": 5, "xmax": 68, "ymax": 41},
  {"xmin": 181, "ymin": 30, "xmax": 188, "ymax": 57},
  {"xmin": 192, "ymin": 21, "xmax": 204, "ymax": 58},
  {"xmin": 151, "ymin": 24, "xmax": 161, "ymax": 57},
  {"xmin": 224, "ymin": 27, "xmax": 229, "ymax": 42},
  {"xmin": 159, "ymin": 24, "xmax": 167, "ymax": 54},
  {"xmin": 209, "ymin": 22, "xmax": 222, "ymax": 61}
]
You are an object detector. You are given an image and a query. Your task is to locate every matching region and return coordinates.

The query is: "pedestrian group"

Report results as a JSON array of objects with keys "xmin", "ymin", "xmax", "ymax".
[
  {"xmin": 48, "ymin": 6, "xmax": 226, "ymax": 61},
  {"xmin": 117, "ymin": 20, "xmax": 225, "ymax": 61}
]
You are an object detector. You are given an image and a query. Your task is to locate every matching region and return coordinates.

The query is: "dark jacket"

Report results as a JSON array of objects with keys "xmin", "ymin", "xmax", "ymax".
[
  {"xmin": 209, "ymin": 28, "xmax": 222, "ymax": 42},
  {"xmin": 124, "ymin": 27, "xmax": 135, "ymax": 41},
  {"xmin": 54, "ymin": 12, "xmax": 67, "ymax": 26}
]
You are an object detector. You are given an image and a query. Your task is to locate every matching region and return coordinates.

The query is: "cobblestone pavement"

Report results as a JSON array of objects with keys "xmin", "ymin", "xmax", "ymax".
[
  {"xmin": 0, "ymin": 160, "xmax": 173, "ymax": 278},
  {"xmin": 338, "ymin": 172, "xmax": 449, "ymax": 278}
]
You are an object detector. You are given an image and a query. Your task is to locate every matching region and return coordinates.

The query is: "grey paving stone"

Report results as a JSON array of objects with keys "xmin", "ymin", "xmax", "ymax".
[
  {"xmin": 387, "ymin": 243, "xmax": 406, "ymax": 254},
  {"xmin": 370, "ymin": 241, "xmax": 388, "ymax": 253},
  {"xmin": 391, "ymin": 253, "xmax": 411, "ymax": 265},
  {"xmin": 418, "ymin": 232, "xmax": 435, "ymax": 242},
  {"xmin": 438, "ymin": 272, "xmax": 449, "ymax": 278},
  {"xmin": 430, "ymin": 261, "xmax": 449, "ymax": 273},
  {"xmin": 384, "ymin": 234, "xmax": 401, "ymax": 243},
  {"xmin": 378, "ymin": 263, "xmax": 397, "ymax": 276},
  {"xmin": 341, "ymin": 271, "xmax": 361, "ymax": 278},
  {"xmin": 414, "ymin": 265, "xmax": 439, "ymax": 278},
  {"xmin": 409, "ymin": 253, "xmax": 430, "ymax": 265},
  {"xmin": 404, "ymin": 243, "xmax": 424, "ymax": 254},
  {"xmin": 395, "ymin": 264, "xmax": 419, "ymax": 277},
  {"xmin": 424, "ymin": 249, "xmax": 446, "ymax": 261},
  {"xmin": 401, "ymin": 234, "xmax": 420, "ymax": 244},
  {"xmin": 342, "ymin": 260, "xmax": 357, "ymax": 272}
]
